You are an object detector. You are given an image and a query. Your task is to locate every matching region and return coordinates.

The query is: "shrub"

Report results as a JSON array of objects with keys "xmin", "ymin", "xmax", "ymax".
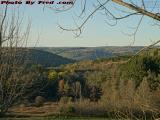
[
  {"xmin": 58, "ymin": 96, "xmax": 75, "ymax": 114},
  {"xmin": 119, "ymin": 53, "xmax": 160, "ymax": 88},
  {"xmin": 59, "ymin": 96, "xmax": 72, "ymax": 104},
  {"xmin": 66, "ymin": 105, "xmax": 76, "ymax": 113},
  {"xmin": 48, "ymin": 70, "xmax": 58, "ymax": 80},
  {"xmin": 59, "ymin": 105, "xmax": 75, "ymax": 114},
  {"xmin": 35, "ymin": 96, "xmax": 45, "ymax": 107}
]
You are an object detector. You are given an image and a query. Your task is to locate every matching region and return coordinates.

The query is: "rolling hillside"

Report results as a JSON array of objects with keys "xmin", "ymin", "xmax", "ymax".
[
  {"xmin": 35, "ymin": 46, "xmax": 144, "ymax": 61},
  {"xmin": 25, "ymin": 49, "xmax": 75, "ymax": 67},
  {"xmin": 1, "ymin": 48, "xmax": 75, "ymax": 67}
]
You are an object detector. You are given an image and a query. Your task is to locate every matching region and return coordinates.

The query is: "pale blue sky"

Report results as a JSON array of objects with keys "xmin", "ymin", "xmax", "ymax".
[{"xmin": 2, "ymin": 0, "xmax": 160, "ymax": 47}]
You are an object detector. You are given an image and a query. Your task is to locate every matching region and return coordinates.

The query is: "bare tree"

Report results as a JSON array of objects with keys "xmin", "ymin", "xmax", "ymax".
[
  {"xmin": 56, "ymin": 0, "xmax": 160, "ymax": 35},
  {"xmin": 43, "ymin": 0, "xmax": 159, "ymax": 60},
  {"xmin": 0, "ymin": 5, "xmax": 33, "ymax": 115}
]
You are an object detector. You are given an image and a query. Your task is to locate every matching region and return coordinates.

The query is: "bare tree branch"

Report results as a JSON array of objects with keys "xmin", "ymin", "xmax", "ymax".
[{"xmin": 112, "ymin": 0, "xmax": 160, "ymax": 21}]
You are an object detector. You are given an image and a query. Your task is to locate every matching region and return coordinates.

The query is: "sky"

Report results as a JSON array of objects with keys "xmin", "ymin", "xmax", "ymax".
[{"xmin": 1, "ymin": 0, "xmax": 160, "ymax": 47}]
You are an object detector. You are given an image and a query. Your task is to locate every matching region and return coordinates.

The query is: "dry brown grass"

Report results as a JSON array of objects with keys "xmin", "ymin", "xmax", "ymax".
[
  {"xmin": 8, "ymin": 102, "xmax": 59, "ymax": 117},
  {"xmin": 6, "ymin": 77, "xmax": 160, "ymax": 119}
]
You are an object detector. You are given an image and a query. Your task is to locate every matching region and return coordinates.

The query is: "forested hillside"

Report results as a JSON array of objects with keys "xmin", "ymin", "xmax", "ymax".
[
  {"xmin": 25, "ymin": 49, "xmax": 75, "ymax": 67},
  {"xmin": 1, "ymin": 48, "xmax": 75, "ymax": 67},
  {"xmin": 1, "ymin": 48, "xmax": 160, "ymax": 119},
  {"xmin": 35, "ymin": 46, "xmax": 144, "ymax": 60}
]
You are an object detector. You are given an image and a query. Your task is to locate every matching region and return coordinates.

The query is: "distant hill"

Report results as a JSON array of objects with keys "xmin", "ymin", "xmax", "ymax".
[
  {"xmin": 1, "ymin": 48, "xmax": 75, "ymax": 67},
  {"xmin": 34, "ymin": 46, "xmax": 145, "ymax": 61},
  {"xmin": 25, "ymin": 49, "xmax": 75, "ymax": 67}
]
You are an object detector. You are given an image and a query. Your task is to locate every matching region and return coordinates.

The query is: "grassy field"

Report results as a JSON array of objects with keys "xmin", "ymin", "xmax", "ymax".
[
  {"xmin": 0, "ymin": 117, "xmax": 114, "ymax": 120},
  {"xmin": 3, "ymin": 102, "xmax": 114, "ymax": 120},
  {"xmin": 3, "ymin": 102, "xmax": 117, "ymax": 120}
]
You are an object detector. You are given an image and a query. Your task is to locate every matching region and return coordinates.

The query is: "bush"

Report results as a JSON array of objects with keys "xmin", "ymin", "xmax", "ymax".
[
  {"xmin": 48, "ymin": 70, "xmax": 58, "ymax": 80},
  {"xmin": 35, "ymin": 96, "xmax": 45, "ymax": 107},
  {"xmin": 67, "ymin": 106, "xmax": 76, "ymax": 113},
  {"xmin": 119, "ymin": 52, "xmax": 160, "ymax": 88},
  {"xmin": 59, "ymin": 104, "xmax": 75, "ymax": 114},
  {"xmin": 58, "ymin": 96, "xmax": 75, "ymax": 114},
  {"xmin": 59, "ymin": 96, "xmax": 72, "ymax": 104}
]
